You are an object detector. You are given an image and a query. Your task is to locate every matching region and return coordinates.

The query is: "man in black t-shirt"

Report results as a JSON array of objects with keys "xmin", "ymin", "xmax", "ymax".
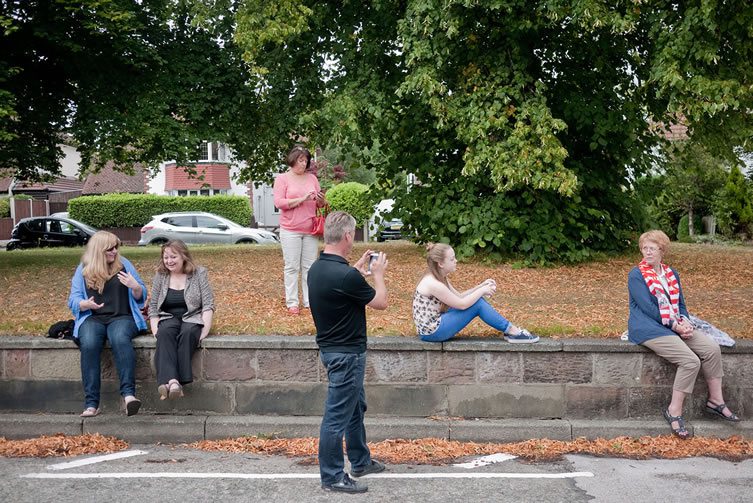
[{"xmin": 308, "ymin": 211, "xmax": 388, "ymax": 494}]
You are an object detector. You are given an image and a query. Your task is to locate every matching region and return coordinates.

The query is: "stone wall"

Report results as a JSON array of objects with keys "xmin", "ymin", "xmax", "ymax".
[{"xmin": 1, "ymin": 336, "xmax": 751, "ymax": 419}]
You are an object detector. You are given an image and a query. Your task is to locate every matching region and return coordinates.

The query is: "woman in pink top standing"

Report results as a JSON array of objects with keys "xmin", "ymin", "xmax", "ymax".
[{"xmin": 273, "ymin": 146, "xmax": 327, "ymax": 314}]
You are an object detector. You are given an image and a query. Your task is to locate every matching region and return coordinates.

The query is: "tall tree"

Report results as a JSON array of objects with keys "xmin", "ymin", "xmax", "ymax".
[
  {"xmin": 0, "ymin": 0, "xmax": 261, "ymax": 180},
  {"xmin": 220, "ymin": 0, "xmax": 753, "ymax": 262},
  {"xmin": 663, "ymin": 142, "xmax": 728, "ymax": 236}
]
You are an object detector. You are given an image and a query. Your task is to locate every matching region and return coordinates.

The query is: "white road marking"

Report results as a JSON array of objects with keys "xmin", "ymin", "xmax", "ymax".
[
  {"xmin": 453, "ymin": 453, "xmax": 517, "ymax": 469},
  {"xmin": 22, "ymin": 471, "xmax": 593, "ymax": 480},
  {"xmin": 46, "ymin": 450, "xmax": 148, "ymax": 471}
]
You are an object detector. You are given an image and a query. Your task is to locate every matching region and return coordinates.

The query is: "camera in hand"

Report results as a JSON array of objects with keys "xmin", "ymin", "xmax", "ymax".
[{"xmin": 368, "ymin": 252, "xmax": 379, "ymax": 272}]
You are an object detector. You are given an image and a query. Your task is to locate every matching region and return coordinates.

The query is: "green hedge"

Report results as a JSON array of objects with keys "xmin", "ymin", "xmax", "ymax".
[
  {"xmin": 68, "ymin": 194, "xmax": 252, "ymax": 228},
  {"xmin": 325, "ymin": 182, "xmax": 372, "ymax": 224},
  {"xmin": 0, "ymin": 197, "xmax": 9, "ymax": 218}
]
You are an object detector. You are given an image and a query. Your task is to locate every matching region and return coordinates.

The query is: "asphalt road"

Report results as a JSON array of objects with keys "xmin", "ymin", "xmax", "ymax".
[{"xmin": 2, "ymin": 445, "xmax": 752, "ymax": 503}]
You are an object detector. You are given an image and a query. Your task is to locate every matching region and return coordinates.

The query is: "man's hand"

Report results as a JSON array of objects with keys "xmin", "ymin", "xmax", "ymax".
[{"xmin": 354, "ymin": 249, "xmax": 374, "ymax": 276}]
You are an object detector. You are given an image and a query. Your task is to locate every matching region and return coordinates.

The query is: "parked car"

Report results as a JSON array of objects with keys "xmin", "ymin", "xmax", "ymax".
[
  {"xmin": 6, "ymin": 216, "xmax": 98, "ymax": 250},
  {"xmin": 138, "ymin": 211, "xmax": 280, "ymax": 246},
  {"xmin": 377, "ymin": 217, "xmax": 404, "ymax": 242}
]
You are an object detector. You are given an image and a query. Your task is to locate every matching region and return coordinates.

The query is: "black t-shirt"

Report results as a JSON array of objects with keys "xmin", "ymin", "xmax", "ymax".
[
  {"xmin": 86, "ymin": 269, "xmax": 131, "ymax": 323},
  {"xmin": 307, "ymin": 252, "xmax": 376, "ymax": 353}
]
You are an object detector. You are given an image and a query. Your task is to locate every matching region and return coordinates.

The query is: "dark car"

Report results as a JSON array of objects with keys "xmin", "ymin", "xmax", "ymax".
[
  {"xmin": 7, "ymin": 216, "xmax": 98, "ymax": 250},
  {"xmin": 376, "ymin": 218, "xmax": 404, "ymax": 242}
]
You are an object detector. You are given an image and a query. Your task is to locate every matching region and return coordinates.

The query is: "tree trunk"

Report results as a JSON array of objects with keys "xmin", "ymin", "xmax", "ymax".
[{"xmin": 688, "ymin": 207, "xmax": 695, "ymax": 236}]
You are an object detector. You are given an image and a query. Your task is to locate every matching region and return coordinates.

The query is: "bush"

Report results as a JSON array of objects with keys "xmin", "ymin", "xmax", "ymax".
[
  {"xmin": 712, "ymin": 166, "xmax": 753, "ymax": 238},
  {"xmin": 325, "ymin": 182, "xmax": 372, "ymax": 224},
  {"xmin": 68, "ymin": 194, "xmax": 253, "ymax": 228},
  {"xmin": 0, "ymin": 197, "xmax": 9, "ymax": 218},
  {"xmin": 677, "ymin": 214, "xmax": 703, "ymax": 242}
]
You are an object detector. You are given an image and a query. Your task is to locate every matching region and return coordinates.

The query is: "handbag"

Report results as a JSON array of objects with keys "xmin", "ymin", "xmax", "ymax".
[
  {"xmin": 687, "ymin": 315, "xmax": 736, "ymax": 347},
  {"xmin": 311, "ymin": 205, "xmax": 328, "ymax": 236}
]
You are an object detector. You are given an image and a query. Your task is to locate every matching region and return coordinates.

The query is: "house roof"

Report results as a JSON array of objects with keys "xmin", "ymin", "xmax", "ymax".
[
  {"xmin": 0, "ymin": 177, "xmax": 12, "ymax": 192},
  {"xmin": 83, "ymin": 162, "xmax": 147, "ymax": 194},
  {"xmin": 14, "ymin": 176, "xmax": 85, "ymax": 193},
  {"xmin": 164, "ymin": 163, "xmax": 232, "ymax": 191},
  {"xmin": 664, "ymin": 123, "xmax": 688, "ymax": 140}
]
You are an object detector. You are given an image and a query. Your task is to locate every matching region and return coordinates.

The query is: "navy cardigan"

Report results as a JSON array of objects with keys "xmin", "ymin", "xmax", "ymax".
[{"xmin": 627, "ymin": 266, "xmax": 689, "ymax": 345}]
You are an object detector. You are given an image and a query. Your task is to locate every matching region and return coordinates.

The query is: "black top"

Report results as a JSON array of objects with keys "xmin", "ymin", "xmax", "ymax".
[
  {"xmin": 161, "ymin": 288, "xmax": 188, "ymax": 319},
  {"xmin": 307, "ymin": 252, "xmax": 376, "ymax": 353},
  {"xmin": 86, "ymin": 269, "xmax": 131, "ymax": 323}
]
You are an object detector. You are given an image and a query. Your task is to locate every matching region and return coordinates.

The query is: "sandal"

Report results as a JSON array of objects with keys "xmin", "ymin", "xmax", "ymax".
[
  {"xmin": 706, "ymin": 400, "xmax": 741, "ymax": 422},
  {"xmin": 168, "ymin": 381, "xmax": 184, "ymax": 400},
  {"xmin": 80, "ymin": 407, "xmax": 100, "ymax": 418},
  {"xmin": 662, "ymin": 407, "xmax": 692, "ymax": 439},
  {"xmin": 158, "ymin": 384, "xmax": 169, "ymax": 401}
]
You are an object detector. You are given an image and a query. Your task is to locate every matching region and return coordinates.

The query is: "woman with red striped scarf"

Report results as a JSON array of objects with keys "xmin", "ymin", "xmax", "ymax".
[{"xmin": 627, "ymin": 230, "xmax": 739, "ymax": 439}]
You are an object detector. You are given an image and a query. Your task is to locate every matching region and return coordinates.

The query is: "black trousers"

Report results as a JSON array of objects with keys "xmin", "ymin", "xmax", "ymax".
[{"xmin": 155, "ymin": 317, "xmax": 201, "ymax": 385}]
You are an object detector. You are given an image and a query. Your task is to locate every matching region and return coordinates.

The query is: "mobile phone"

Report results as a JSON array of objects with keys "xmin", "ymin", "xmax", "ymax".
[{"xmin": 368, "ymin": 252, "xmax": 379, "ymax": 271}]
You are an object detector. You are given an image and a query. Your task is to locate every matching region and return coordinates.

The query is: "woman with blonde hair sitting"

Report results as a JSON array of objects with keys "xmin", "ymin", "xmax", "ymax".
[
  {"xmin": 413, "ymin": 243, "xmax": 538, "ymax": 343},
  {"xmin": 627, "ymin": 230, "xmax": 740, "ymax": 439},
  {"xmin": 149, "ymin": 240, "xmax": 214, "ymax": 400},
  {"xmin": 68, "ymin": 231, "xmax": 147, "ymax": 417}
]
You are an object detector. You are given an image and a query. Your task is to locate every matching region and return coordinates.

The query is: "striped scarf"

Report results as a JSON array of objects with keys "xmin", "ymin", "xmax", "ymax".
[{"xmin": 638, "ymin": 260, "xmax": 680, "ymax": 326}]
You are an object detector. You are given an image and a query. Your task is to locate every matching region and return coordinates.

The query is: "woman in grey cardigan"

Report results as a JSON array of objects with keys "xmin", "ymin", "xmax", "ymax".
[{"xmin": 149, "ymin": 240, "xmax": 215, "ymax": 399}]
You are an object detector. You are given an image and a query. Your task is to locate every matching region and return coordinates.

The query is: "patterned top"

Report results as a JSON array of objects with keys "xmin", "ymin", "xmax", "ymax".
[{"xmin": 412, "ymin": 290, "xmax": 443, "ymax": 336}]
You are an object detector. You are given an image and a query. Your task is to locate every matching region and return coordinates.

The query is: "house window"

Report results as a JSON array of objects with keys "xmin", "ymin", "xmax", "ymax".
[
  {"xmin": 200, "ymin": 189, "xmax": 210, "ymax": 196},
  {"xmin": 198, "ymin": 143, "xmax": 209, "ymax": 162},
  {"xmin": 177, "ymin": 190, "xmax": 188, "ymax": 196}
]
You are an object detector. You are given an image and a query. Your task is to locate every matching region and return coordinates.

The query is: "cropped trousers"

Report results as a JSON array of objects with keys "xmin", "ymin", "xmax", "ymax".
[{"xmin": 642, "ymin": 331, "xmax": 723, "ymax": 394}]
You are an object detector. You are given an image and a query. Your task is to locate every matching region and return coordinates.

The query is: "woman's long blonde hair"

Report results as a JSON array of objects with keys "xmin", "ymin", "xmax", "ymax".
[
  {"xmin": 425, "ymin": 242, "xmax": 452, "ymax": 288},
  {"xmin": 81, "ymin": 231, "xmax": 123, "ymax": 293},
  {"xmin": 425, "ymin": 243, "xmax": 453, "ymax": 313}
]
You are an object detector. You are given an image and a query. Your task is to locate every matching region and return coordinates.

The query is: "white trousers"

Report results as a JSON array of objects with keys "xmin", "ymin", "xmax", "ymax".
[{"xmin": 279, "ymin": 229, "xmax": 319, "ymax": 308}]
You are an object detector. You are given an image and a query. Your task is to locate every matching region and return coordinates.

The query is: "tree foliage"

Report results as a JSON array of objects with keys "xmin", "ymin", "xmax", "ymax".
[
  {"xmin": 3, "ymin": 1, "xmax": 753, "ymax": 261},
  {"xmin": 219, "ymin": 0, "xmax": 753, "ymax": 262},
  {"xmin": 713, "ymin": 166, "xmax": 753, "ymax": 238},
  {"xmin": 0, "ymin": 0, "xmax": 262, "ymax": 180}
]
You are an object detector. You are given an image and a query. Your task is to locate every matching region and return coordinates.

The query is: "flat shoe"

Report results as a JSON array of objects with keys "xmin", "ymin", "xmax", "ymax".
[
  {"xmin": 706, "ymin": 400, "xmax": 740, "ymax": 422},
  {"xmin": 168, "ymin": 382, "xmax": 184, "ymax": 400},
  {"xmin": 80, "ymin": 407, "xmax": 100, "ymax": 418},
  {"xmin": 125, "ymin": 398, "xmax": 141, "ymax": 417},
  {"xmin": 158, "ymin": 384, "xmax": 169, "ymax": 401}
]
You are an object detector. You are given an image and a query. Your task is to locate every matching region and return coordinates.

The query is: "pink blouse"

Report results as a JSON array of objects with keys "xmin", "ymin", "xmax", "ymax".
[{"xmin": 273, "ymin": 172, "xmax": 322, "ymax": 233}]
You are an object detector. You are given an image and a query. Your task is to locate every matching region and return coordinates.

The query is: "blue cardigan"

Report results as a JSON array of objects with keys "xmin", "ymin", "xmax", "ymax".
[
  {"xmin": 627, "ymin": 266, "xmax": 689, "ymax": 345},
  {"xmin": 68, "ymin": 257, "xmax": 147, "ymax": 338}
]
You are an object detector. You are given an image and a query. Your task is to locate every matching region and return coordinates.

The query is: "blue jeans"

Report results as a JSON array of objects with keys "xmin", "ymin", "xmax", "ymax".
[
  {"xmin": 78, "ymin": 316, "xmax": 138, "ymax": 409},
  {"xmin": 420, "ymin": 297, "xmax": 511, "ymax": 342},
  {"xmin": 319, "ymin": 351, "xmax": 371, "ymax": 485}
]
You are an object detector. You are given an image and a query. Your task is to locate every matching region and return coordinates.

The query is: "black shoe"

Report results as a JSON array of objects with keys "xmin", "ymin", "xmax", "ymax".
[
  {"xmin": 351, "ymin": 459, "xmax": 386, "ymax": 478},
  {"xmin": 322, "ymin": 474, "xmax": 367, "ymax": 493}
]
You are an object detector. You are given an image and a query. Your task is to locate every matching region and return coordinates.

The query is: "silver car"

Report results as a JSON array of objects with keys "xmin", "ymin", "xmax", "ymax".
[{"xmin": 138, "ymin": 211, "xmax": 279, "ymax": 246}]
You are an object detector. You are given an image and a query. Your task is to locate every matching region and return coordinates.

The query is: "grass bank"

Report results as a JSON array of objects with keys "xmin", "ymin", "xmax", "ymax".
[{"xmin": 1, "ymin": 241, "xmax": 751, "ymax": 339}]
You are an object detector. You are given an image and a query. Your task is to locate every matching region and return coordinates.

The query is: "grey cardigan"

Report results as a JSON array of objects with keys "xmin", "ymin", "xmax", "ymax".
[{"xmin": 149, "ymin": 266, "xmax": 215, "ymax": 325}]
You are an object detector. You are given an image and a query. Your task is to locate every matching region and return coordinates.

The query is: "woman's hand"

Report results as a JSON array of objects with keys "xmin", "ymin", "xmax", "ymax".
[
  {"xmin": 673, "ymin": 319, "xmax": 694, "ymax": 338},
  {"xmin": 117, "ymin": 271, "xmax": 140, "ymax": 289},
  {"xmin": 480, "ymin": 279, "xmax": 496, "ymax": 297},
  {"xmin": 79, "ymin": 296, "xmax": 104, "ymax": 311}
]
